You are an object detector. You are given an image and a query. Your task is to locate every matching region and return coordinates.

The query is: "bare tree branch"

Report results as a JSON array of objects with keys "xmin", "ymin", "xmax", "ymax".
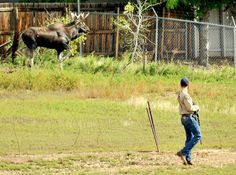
[{"xmin": 114, "ymin": 0, "xmax": 156, "ymax": 62}]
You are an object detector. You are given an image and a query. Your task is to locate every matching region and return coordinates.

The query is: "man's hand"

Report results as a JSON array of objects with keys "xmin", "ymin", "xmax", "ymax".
[{"xmin": 194, "ymin": 105, "xmax": 200, "ymax": 112}]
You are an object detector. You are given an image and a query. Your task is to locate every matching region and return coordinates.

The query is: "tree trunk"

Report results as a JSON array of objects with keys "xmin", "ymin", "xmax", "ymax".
[
  {"xmin": 131, "ymin": 12, "xmax": 142, "ymax": 62},
  {"xmin": 198, "ymin": 11, "xmax": 210, "ymax": 66}
]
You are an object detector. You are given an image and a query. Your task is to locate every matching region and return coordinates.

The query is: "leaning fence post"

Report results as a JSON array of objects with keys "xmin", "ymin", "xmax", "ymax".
[{"xmin": 146, "ymin": 101, "xmax": 160, "ymax": 152}]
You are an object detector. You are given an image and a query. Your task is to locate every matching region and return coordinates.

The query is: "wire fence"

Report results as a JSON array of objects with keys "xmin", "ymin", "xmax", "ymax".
[
  {"xmin": 84, "ymin": 11, "xmax": 236, "ymax": 67},
  {"xmin": 0, "ymin": 7, "xmax": 235, "ymax": 67},
  {"xmin": 90, "ymin": 11, "xmax": 235, "ymax": 67},
  {"xmin": 155, "ymin": 16, "xmax": 236, "ymax": 67}
]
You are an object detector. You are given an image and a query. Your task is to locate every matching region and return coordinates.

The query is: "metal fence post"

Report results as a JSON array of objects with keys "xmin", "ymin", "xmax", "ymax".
[
  {"xmin": 152, "ymin": 7, "xmax": 158, "ymax": 62},
  {"xmin": 222, "ymin": 26, "xmax": 226, "ymax": 58},
  {"xmin": 231, "ymin": 16, "xmax": 236, "ymax": 68},
  {"xmin": 234, "ymin": 27, "xmax": 236, "ymax": 68},
  {"xmin": 206, "ymin": 24, "xmax": 209, "ymax": 66},
  {"xmin": 155, "ymin": 16, "xmax": 158, "ymax": 62},
  {"xmin": 185, "ymin": 22, "xmax": 188, "ymax": 60}
]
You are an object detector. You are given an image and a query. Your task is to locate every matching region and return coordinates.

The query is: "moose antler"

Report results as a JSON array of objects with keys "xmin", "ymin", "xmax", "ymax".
[
  {"xmin": 70, "ymin": 12, "xmax": 77, "ymax": 20},
  {"xmin": 81, "ymin": 13, "xmax": 89, "ymax": 19},
  {"xmin": 70, "ymin": 12, "xmax": 89, "ymax": 22},
  {"xmin": 77, "ymin": 13, "xmax": 89, "ymax": 21}
]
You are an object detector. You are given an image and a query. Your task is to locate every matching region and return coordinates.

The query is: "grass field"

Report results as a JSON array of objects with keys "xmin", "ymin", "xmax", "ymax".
[{"xmin": 0, "ymin": 56, "xmax": 235, "ymax": 174}]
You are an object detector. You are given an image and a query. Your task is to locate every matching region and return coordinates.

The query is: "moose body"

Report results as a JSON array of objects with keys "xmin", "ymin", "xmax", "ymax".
[
  {"xmin": 20, "ymin": 13, "xmax": 89, "ymax": 69},
  {"xmin": 22, "ymin": 27, "xmax": 71, "ymax": 53}
]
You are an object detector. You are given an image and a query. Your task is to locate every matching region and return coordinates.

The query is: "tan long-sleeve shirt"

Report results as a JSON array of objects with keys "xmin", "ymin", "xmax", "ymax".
[{"xmin": 177, "ymin": 88, "xmax": 199, "ymax": 115}]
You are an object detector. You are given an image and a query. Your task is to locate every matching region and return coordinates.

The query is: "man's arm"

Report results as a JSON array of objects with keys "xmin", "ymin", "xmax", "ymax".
[{"xmin": 183, "ymin": 95, "xmax": 200, "ymax": 112}]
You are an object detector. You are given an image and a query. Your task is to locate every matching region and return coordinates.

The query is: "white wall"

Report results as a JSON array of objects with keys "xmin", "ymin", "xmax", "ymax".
[{"xmin": 194, "ymin": 9, "xmax": 234, "ymax": 58}]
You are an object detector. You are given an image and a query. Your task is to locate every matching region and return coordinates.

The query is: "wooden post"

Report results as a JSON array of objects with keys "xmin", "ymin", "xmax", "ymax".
[
  {"xmin": 63, "ymin": 7, "xmax": 69, "ymax": 17},
  {"xmin": 115, "ymin": 7, "xmax": 120, "ymax": 58},
  {"xmin": 78, "ymin": 0, "xmax": 83, "ymax": 56},
  {"xmin": 33, "ymin": 2, "xmax": 36, "ymax": 26},
  {"xmin": 11, "ymin": 7, "xmax": 20, "ymax": 62}
]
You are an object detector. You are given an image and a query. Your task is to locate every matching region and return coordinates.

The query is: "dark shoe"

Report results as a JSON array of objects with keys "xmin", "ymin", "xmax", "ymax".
[
  {"xmin": 186, "ymin": 160, "xmax": 194, "ymax": 165},
  {"xmin": 176, "ymin": 151, "xmax": 187, "ymax": 165}
]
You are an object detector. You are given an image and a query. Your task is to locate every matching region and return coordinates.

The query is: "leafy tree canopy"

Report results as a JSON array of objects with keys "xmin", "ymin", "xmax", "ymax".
[
  {"xmin": 19, "ymin": 0, "xmax": 78, "ymax": 2},
  {"xmin": 18, "ymin": 0, "xmax": 125, "ymax": 2},
  {"xmin": 148, "ymin": 0, "xmax": 236, "ymax": 20}
]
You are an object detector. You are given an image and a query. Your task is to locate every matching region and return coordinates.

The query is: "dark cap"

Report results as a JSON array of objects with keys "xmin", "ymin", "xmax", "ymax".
[{"xmin": 180, "ymin": 77, "xmax": 189, "ymax": 87}]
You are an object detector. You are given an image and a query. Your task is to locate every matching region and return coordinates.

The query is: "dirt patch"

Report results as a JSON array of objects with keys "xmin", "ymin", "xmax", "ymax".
[
  {"xmin": 196, "ymin": 149, "xmax": 236, "ymax": 167},
  {"xmin": 0, "ymin": 149, "xmax": 235, "ymax": 175},
  {"xmin": 0, "ymin": 153, "xmax": 72, "ymax": 164},
  {"xmin": 0, "ymin": 149, "xmax": 235, "ymax": 167}
]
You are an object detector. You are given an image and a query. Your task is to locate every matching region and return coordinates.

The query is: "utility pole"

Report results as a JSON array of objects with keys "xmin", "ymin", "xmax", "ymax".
[{"xmin": 77, "ymin": 0, "xmax": 80, "ymax": 14}]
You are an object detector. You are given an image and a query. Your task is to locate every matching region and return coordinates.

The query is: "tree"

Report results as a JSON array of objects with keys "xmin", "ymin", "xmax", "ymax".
[
  {"xmin": 114, "ymin": 0, "xmax": 160, "ymax": 63},
  {"xmin": 166, "ymin": 0, "xmax": 235, "ymax": 21},
  {"xmin": 18, "ymin": 0, "xmax": 77, "ymax": 2}
]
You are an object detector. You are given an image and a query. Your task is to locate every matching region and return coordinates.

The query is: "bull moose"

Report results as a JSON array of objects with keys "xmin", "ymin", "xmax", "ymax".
[{"xmin": 20, "ymin": 13, "xmax": 89, "ymax": 69}]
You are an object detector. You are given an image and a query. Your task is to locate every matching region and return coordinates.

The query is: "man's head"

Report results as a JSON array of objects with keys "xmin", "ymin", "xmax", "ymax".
[{"xmin": 180, "ymin": 77, "xmax": 189, "ymax": 87}]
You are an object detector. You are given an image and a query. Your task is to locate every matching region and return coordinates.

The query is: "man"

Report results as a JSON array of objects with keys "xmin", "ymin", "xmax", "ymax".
[{"xmin": 177, "ymin": 77, "xmax": 202, "ymax": 165}]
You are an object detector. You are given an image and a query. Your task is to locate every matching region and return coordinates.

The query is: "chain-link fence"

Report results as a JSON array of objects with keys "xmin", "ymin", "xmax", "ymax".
[
  {"xmin": 86, "ymin": 12, "xmax": 236, "ymax": 67},
  {"xmin": 156, "ymin": 17, "xmax": 235, "ymax": 67}
]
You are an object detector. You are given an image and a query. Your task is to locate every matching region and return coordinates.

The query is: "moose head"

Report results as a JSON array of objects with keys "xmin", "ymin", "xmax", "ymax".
[{"xmin": 71, "ymin": 12, "xmax": 90, "ymax": 35}]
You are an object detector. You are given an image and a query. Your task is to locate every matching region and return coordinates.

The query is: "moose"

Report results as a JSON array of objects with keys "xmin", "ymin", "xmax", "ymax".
[{"xmin": 20, "ymin": 13, "xmax": 89, "ymax": 69}]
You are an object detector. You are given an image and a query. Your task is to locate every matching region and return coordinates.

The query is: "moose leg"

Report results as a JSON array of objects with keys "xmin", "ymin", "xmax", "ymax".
[
  {"xmin": 58, "ymin": 51, "xmax": 71, "ymax": 70},
  {"xmin": 58, "ymin": 52, "xmax": 64, "ymax": 70},
  {"xmin": 61, "ymin": 43, "xmax": 72, "ymax": 61},
  {"xmin": 57, "ymin": 44, "xmax": 71, "ymax": 70},
  {"xmin": 62, "ymin": 50, "xmax": 71, "ymax": 61},
  {"xmin": 25, "ymin": 48, "xmax": 34, "ymax": 67},
  {"xmin": 29, "ymin": 49, "xmax": 35, "ymax": 67}
]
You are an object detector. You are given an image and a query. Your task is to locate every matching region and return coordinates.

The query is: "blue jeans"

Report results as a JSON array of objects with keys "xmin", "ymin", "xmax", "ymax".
[{"xmin": 180, "ymin": 115, "xmax": 202, "ymax": 161}]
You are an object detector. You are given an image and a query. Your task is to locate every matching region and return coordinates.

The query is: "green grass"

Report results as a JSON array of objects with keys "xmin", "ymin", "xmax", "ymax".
[
  {"xmin": 0, "ymin": 55, "xmax": 235, "ymax": 174},
  {"xmin": 0, "ymin": 88, "xmax": 235, "ymax": 155},
  {"xmin": 1, "ymin": 54, "xmax": 235, "ymax": 91}
]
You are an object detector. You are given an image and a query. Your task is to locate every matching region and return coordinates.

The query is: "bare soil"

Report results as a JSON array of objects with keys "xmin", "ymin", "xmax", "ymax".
[{"xmin": 0, "ymin": 149, "xmax": 235, "ymax": 174}]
